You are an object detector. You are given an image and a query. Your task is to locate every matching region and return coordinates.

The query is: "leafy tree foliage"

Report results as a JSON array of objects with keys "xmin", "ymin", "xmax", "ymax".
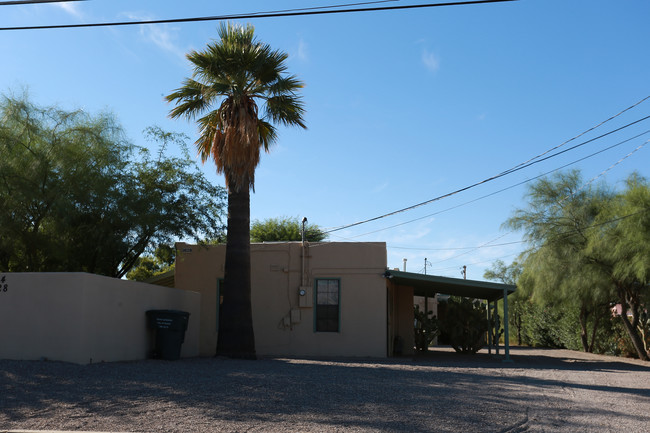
[
  {"xmin": 484, "ymin": 260, "xmax": 527, "ymax": 345},
  {"xmin": 507, "ymin": 170, "xmax": 650, "ymax": 360},
  {"xmin": 0, "ymin": 93, "xmax": 226, "ymax": 277},
  {"xmin": 485, "ymin": 260, "xmax": 624, "ymax": 353},
  {"xmin": 126, "ymin": 244, "xmax": 176, "ymax": 281},
  {"xmin": 166, "ymin": 23, "xmax": 306, "ymax": 359},
  {"xmin": 588, "ymin": 173, "xmax": 650, "ymax": 359},
  {"xmin": 250, "ymin": 217, "xmax": 327, "ymax": 242}
]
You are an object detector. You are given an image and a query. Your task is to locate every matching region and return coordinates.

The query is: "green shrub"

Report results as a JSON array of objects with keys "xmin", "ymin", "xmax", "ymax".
[{"xmin": 441, "ymin": 297, "xmax": 488, "ymax": 354}]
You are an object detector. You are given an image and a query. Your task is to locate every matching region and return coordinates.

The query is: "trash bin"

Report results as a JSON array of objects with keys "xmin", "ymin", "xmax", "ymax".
[{"xmin": 146, "ymin": 310, "xmax": 190, "ymax": 360}]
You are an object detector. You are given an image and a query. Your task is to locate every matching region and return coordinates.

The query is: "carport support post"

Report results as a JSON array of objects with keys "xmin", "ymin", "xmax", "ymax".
[
  {"xmin": 503, "ymin": 287, "xmax": 512, "ymax": 362},
  {"xmin": 487, "ymin": 300, "xmax": 492, "ymax": 355},
  {"xmin": 494, "ymin": 301, "xmax": 500, "ymax": 355}
]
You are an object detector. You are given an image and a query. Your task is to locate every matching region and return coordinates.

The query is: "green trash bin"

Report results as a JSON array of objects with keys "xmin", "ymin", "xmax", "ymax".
[{"xmin": 146, "ymin": 310, "xmax": 190, "ymax": 360}]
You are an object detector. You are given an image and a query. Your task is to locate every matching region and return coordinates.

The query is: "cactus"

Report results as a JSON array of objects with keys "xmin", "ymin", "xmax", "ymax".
[{"xmin": 414, "ymin": 305, "xmax": 440, "ymax": 352}]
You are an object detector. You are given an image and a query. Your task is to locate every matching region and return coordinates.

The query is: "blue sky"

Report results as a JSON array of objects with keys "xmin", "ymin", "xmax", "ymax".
[{"xmin": 2, "ymin": 0, "xmax": 649, "ymax": 279}]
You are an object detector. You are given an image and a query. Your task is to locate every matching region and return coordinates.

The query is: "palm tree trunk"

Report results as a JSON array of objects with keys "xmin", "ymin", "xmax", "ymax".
[{"xmin": 216, "ymin": 181, "xmax": 256, "ymax": 359}]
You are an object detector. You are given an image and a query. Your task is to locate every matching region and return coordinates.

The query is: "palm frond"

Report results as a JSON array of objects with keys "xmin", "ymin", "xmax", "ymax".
[
  {"xmin": 265, "ymin": 95, "xmax": 306, "ymax": 129},
  {"xmin": 166, "ymin": 79, "xmax": 214, "ymax": 120},
  {"xmin": 257, "ymin": 120, "xmax": 277, "ymax": 153},
  {"xmin": 165, "ymin": 21, "xmax": 305, "ymax": 191},
  {"xmin": 268, "ymin": 75, "xmax": 304, "ymax": 96}
]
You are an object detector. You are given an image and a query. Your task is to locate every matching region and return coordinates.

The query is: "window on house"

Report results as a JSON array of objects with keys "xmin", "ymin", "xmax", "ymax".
[{"xmin": 315, "ymin": 278, "xmax": 340, "ymax": 332}]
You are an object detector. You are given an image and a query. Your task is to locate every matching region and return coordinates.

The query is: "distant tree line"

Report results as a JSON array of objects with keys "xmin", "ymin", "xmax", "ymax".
[
  {"xmin": 250, "ymin": 216, "xmax": 327, "ymax": 242},
  {"xmin": 0, "ymin": 93, "xmax": 226, "ymax": 278},
  {"xmin": 485, "ymin": 170, "xmax": 650, "ymax": 361}
]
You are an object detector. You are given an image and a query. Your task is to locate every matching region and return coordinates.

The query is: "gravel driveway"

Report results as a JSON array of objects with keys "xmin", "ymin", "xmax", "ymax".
[{"xmin": 1, "ymin": 347, "xmax": 649, "ymax": 432}]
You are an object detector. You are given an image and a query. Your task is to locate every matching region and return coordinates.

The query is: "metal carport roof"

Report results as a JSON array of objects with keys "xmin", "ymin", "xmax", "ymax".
[
  {"xmin": 383, "ymin": 270, "xmax": 516, "ymax": 302},
  {"xmin": 384, "ymin": 269, "xmax": 516, "ymax": 361}
]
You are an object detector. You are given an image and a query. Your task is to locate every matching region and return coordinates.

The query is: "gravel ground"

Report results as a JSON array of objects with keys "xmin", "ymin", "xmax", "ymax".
[{"xmin": 1, "ymin": 347, "xmax": 649, "ymax": 432}]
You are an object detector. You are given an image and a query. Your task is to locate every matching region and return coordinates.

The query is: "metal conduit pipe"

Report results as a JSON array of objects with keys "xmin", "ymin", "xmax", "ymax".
[{"xmin": 301, "ymin": 217, "xmax": 307, "ymax": 287}]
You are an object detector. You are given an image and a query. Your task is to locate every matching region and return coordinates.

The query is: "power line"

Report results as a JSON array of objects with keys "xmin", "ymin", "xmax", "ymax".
[
  {"xmin": 427, "ymin": 139, "xmax": 648, "ymax": 266},
  {"xmin": 0, "ymin": 0, "xmax": 85, "ymax": 5},
  {"xmin": 427, "ymin": 204, "xmax": 650, "ymax": 274},
  {"xmin": 560, "ymin": 139, "xmax": 649, "ymax": 204},
  {"xmin": 428, "ymin": 251, "xmax": 520, "ymax": 273},
  {"xmin": 337, "ymin": 131, "xmax": 648, "ymax": 270},
  {"xmin": 344, "ymin": 129, "xmax": 650, "ymax": 239},
  {"xmin": 324, "ymin": 99, "xmax": 650, "ymax": 234},
  {"xmin": 389, "ymin": 240, "xmax": 524, "ymax": 251},
  {"xmin": 0, "ymin": 0, "xmax": 518, "ymax": 31},
  {"xmin": 497, "ymin": 95, "xmax": 650, "ymax": 178},
  {"xmin": 243, "ymin": 0, "xmax": 399, "ymax": 16}
]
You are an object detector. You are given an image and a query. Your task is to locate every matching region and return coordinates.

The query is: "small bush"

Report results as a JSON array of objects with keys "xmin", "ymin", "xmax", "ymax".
[{"xmin": 441, "ymin": 297, "xmax": 488, "ymax": 354}]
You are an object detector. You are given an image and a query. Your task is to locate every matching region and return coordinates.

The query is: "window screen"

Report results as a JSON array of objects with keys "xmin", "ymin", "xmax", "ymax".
[{"xmin": 315, "ymin": 279, "xmax": 340, "ymax": 332}]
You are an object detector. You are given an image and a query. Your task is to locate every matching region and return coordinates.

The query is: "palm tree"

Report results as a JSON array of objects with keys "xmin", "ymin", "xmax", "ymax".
[{"xmin": 166, "ymin": 23, "xmax": 306, "ymax": 359}]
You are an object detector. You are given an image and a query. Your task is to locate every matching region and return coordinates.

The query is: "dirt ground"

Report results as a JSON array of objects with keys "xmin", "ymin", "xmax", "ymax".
[{"xmin": 1, "ymin": 346, "xmax": 649, "ymax": 432}]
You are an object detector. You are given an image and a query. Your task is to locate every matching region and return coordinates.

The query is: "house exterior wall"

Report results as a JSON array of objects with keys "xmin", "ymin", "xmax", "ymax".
[
  {"xmin": 0, "ymin": 272, "xmax": 200, "ymax": 364},
  {"xmin": 174, "ymin": 241, "xmax": 388, "ymax": 358},
  {"xmin": 387, "ymin": 283, "xmax": 415, "ymax": 356}
]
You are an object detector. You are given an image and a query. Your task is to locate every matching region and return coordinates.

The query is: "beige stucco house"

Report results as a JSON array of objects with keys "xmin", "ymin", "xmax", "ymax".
[
  {"xmin": 174, "ymin": 241, "xmax": 390, "ymax": 357},
  {"xmin": 0, "ymin": 242, "xmax": 514, "ymax": 364},
  {"xmin": 173, "ymin": 241, "xmax": 516, "ymax": 359}
]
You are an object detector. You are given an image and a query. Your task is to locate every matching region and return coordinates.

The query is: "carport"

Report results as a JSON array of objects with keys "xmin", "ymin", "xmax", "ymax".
[{"xmin": 384, "ymin": 270, "xmax": 516, "ymax": 361}]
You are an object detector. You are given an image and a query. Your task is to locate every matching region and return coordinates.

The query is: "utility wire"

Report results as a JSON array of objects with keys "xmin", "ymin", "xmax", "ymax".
[
  {"xmin": 0, "ymin": 0, "xmax": 518, "ymax": 31},
  {"xmin": 426, "ymin": 139, "xmax": 649, "ymax": 269},
  {"xmin": 324, "ymin": 108, "xmax": 650, "ymax": 234},
  {"xmin": 350, "ymin": 133, "xmax": 648, "ymax": 270},
  {"xmin": 331, "ymin": 106, "xmax": 650, "ymax": 271},
  {"xmin": 429, "ymin": 252, "xmax": 520, "ymax": 273},
  {"xmin": 427, "ymin": 205, "xmax": 650, "ymax": 273},
  {"xmin": 496, "ymin": 95, "xmax": 650, "ymax": 178},
  {"xmin": 570, "ymin": 140, "xmax": 648, "ymax": 198},
  {"xmin": 496, "ymin": 115, "xmax": 650, "ymax": 176},
  {"xmin": 0, "ymin": 0, "xmax": 85, "ymax": 5},
  {"xmin": 346, "ymin": 129, "xmax": 650, "ymax": 239},
  {"xmin": 427, "ymin": 139, "xmax": 648, "ymax": 265},
  {"xmin": 243, "ymin": 0, "xmax": 398, "ymax": 16},
  {"xmin": 389, "ymin": 240, "xmax": 524, "ymax": 251}
]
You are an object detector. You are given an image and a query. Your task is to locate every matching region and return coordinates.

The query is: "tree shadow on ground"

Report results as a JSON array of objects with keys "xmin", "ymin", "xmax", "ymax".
[
  {"xmin": 1, "ymin": 349, "xmax": 649, "ymax": 433},
  {"xmin": 413, "ymin": 345, "xmax": 650, "ymax": 373}
]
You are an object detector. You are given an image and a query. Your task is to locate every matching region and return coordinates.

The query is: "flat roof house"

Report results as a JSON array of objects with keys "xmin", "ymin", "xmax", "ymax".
[
  {"xmin": 175, "ymin": 241, "xmax": 388, "ymax": 358},
  {"xmin": 0, "ymin": 242, "xmax": 514, "ymax": 364},
  {"xmin": 173, "ymin": 241, "xmax": 515, "ymax": 358}
]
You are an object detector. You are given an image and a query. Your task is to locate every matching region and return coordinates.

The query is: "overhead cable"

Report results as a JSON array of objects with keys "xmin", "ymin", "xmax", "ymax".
[
  {"xmin": 346, "ymin": 129, "xmax": 650, "ymax": 239},
  {"xmin": 0, "ymin": 0, "xmax": 84, "ymax": 5},
  {"xmin": 497, "ymin": 95, "xmax": 650, "ymax": 177},
  {"xmin": 426, "ymin": 140, "xmax": 648, "ymax": 267},
  {"xmin": 0, "ymin": 0, "xmax": 518, "ymax": 31},
  {"xmin": 388, "ymin": 240, "xmax": 524, "ymax": 251},
  {"xmin": 324, "ymin": 107, "xmax": 650, "ymax": 234},
  {"xmin": 427, "ymin": 206, "xmax": 650, "ymax": 273}
]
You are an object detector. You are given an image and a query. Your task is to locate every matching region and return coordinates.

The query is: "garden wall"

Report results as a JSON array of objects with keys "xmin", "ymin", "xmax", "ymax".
[{"xmin": 0, "ymin": 272, "xmax": 200, "ymax": 364}]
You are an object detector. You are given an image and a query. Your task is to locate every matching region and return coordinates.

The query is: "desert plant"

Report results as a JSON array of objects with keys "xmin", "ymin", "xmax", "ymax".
[
  {"xmin": 441, "ymin": 297, "xmax": 488, "ymax": 354},
  {"xmin": 414, "ymin": 305, "xmax": 439, "ymax": 352}
]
